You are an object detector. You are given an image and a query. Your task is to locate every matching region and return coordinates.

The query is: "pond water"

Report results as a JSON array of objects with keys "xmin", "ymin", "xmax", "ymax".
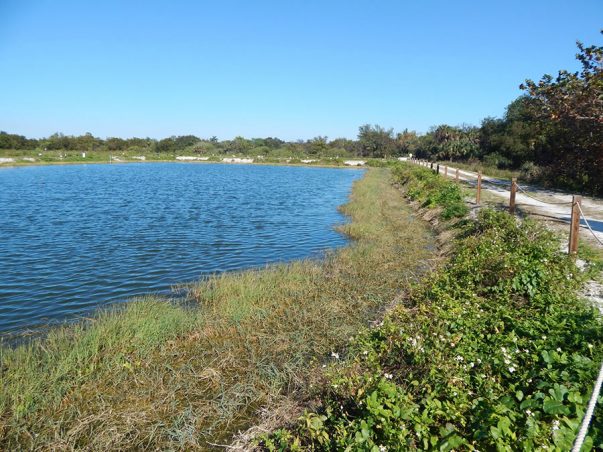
[{"xmin": 0, "ymin": 163, "xmax": 363, "ymax": 336}]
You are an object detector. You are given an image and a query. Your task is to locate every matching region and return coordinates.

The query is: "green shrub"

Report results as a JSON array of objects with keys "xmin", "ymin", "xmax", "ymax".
[
  {"xmin": 260, "ymin": 209, "xmax": 603, "ymax": 450},
  {"xmin": 392, "ymin": 164, "xmax": 468, "ymax": 220}
]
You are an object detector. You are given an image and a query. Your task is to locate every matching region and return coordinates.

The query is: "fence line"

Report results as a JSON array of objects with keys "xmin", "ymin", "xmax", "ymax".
[
  {"xmin": 516, "ymin": 184, "xmax": 573, "ymax": 205},
  {"xmin": 409, "ymin": 159, "xmax": 602, "ymax": 451}
]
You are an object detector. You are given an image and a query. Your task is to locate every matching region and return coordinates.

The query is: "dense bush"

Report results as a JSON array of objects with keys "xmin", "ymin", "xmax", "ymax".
[
  {"xmin": 392, "ymin": 164, "xmax": 468, "ymax": 220},
  {"xmin": 260, "ymin": 170, "xmax": 603, "ymax": 450}
]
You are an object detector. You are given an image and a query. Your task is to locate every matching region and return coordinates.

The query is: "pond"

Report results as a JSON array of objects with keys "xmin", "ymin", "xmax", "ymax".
[{"xmin": 0, "ymin": 162, "xmax": 364, "ymax": 336}]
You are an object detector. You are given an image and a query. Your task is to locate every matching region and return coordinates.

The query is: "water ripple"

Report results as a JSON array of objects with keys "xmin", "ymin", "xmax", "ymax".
[{"xmin": 0, "ymin": 163, "xmax": 363, "ymax": 335}]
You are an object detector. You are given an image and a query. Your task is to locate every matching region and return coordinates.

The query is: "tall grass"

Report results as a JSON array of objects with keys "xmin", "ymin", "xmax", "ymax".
[{"xmin": 0, "ymin": 168, "xmax": 433, "ymax": 449}]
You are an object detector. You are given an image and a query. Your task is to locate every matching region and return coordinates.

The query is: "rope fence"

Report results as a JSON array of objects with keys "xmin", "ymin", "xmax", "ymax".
[{"xmin": 515, "ymin": 184, "xmax": 574, "ymax": 205}]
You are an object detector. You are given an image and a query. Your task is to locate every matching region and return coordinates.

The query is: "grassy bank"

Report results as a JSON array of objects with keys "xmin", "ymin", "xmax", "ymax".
[
  {"xmin": 0, "ymin": 168, "xmax": 434, "ymax": 449},
  {"xmin": 260, "ymin": 164, "xmax": 603, "ymax": 450}
]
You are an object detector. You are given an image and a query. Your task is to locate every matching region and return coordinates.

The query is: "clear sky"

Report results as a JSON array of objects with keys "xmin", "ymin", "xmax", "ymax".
[{"xmin": 0, "ymin": 0, "xmax": 601, "ymax": 141}]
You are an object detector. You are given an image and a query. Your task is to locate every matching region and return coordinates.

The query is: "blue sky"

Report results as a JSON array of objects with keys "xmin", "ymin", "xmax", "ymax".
[{"xmin": 0, "ymin": 1, "xmax": 601, "ymax": 140}]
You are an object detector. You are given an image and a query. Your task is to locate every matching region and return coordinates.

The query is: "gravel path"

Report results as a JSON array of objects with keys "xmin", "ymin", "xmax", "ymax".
[{"xmin": 413, "ymin": 161, "xmax": 603, "ymax": 244}]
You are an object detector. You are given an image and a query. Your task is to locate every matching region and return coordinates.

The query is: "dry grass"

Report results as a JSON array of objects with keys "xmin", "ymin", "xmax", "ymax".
[{"xmin": 0, "ymin": 168, "xmax": 434, "ymax": 450}]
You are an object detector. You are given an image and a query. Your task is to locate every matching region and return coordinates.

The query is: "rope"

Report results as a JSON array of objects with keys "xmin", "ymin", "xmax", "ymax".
[
  {"xmin": 516, "ymin": 184, "xmax": 574, "ymax": 205},
  {"xmin": 480, "ymin": 178, "xmax": 509, "ymax": 188},
  {"xmin": 576, "ymin": 203, "xmax": 603, "ymax": 246},
  {"xmin": 571, "ymin": 202, "xmax": 603, "ymax": 451},
  {"xmin": 572, "ymin": 358, "xmax": 603, "ymax": 451}
]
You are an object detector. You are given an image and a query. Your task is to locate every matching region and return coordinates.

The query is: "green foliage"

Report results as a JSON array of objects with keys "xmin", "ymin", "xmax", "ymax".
[
  {"xmin": 358, "ymin": 124, "xmax": 398, "ymax": 158},
  {"xmin": 259, "ymin": 209, "xmax": 603, "ymax": 450},
  {"xmin": 392, "ymin": 163, "xmax": 468, "ymax": 220}
]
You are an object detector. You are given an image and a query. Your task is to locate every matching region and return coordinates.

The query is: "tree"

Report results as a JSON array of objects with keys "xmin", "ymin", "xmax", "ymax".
[
  {"xmin": 357, "ymin": 124, "xmax": 396, "ymax": 158},
  {"xmin": 520, "ymin": 33, "xmax": 603, "ymax": 194},
  {"xmin": 420, "ymin": 124, "xmax": 479, "ymax": 161},
  {"xmin": 396, "ymin": 129, "xmax": 420, "ymax": 156},
  {"xmin": 224, "ymin": 136, "xmax": 253, "ymax": 154},
  {"xmin": 307, "ymin": 136, "xmax": 328, "ymax": 155},
  {"xmin": 0, "ymin": 131, "xmax": 38, "ymax": 149},
  {"xmin": 478, "ymin": 97, "xmax": 544, "ymax": 168}
]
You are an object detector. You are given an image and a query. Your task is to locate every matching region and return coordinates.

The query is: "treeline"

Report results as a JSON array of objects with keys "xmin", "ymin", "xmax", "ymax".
[
  {"xmin": 2, "ymin": 35, "xmax": 600, "ymax": 194},
  {"xmin": 0, "ymin": 126, "xmax": 420, "ymax": 160}
]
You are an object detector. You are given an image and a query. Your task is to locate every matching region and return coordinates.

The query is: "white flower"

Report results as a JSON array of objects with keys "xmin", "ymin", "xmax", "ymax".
[
  {"xmin": 379, "ymin": 446, "xmax": 388, "ymax": 452},
  {"xmin": 508, "ymin": 366, "xmax": 516, "ymax": 373},
  {"xmin": 504, "ymin": 358, "xmax": 511, "ymax": 365},
  {"xmin": 384, "ymin": 373, "xmax": 393, "ymax": 380},
  {"xmin": 526, "ymin": 409, "xmax": 533, "ymax": 416},
  {"xmin": 455, "ymin": 355, "xmax": 464, "ymax": 362},
  {"xmin": 362, "ymin": 350, "xmax": 368, "ymax": 356},
  {"xmin": 556, "ymin": 347, "xmax": 562, "ymax": 352},
  {"xmin": 331, "ymin": 352, "xmax": 339, "ymax": 360},
  {"xmin": 469, "ymin": 362, "xmax": 475, "ymax": 368},
  {"xmin": 322, "ymin": 364, "xmax": 327, "ymax": 368},
  {"xmin": 542, "ymin": 335, "xmax": 547, "ymax": 340},
  {"xmin": 588, "ymin": 343, "xmax": 594, "ymax": 349},
  {"xmin": 552, "ymin": 420, "xmax": 560, "ymax": 431}
]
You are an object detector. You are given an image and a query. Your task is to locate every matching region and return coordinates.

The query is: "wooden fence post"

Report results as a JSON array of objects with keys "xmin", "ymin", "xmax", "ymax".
[
  {"xmin": 436, "ymin": 164, "xmax": 440, "ymax": 174},
  {"xmin": 444, "ymin": 166, "xmax": 448, "ymax": 177},
  {"xmin": 476, "ymin": 172, "xmax": 482, "ymax": 205},
  {"xmin": 509, "ymin": 177, "xmax": 517, "ymax": 215},
  {"xmin": 455, "ymin": 168, "xmax": 459, "ymax": 182},
  {"xmin": 568, "ymin": 195, "xmax": 582, "ymax": 256},
  {"xmin": 430, "ymin": 162, "xmax": 434, "ymax": 170}
]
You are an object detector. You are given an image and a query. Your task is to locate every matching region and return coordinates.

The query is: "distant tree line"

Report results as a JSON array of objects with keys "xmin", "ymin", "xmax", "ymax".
[
  {"xmin": 2, "ymin": 35, "xmax": 600, "ymax": 194},
  {"xmin": 0, "ymin": 129, "xmax": 389, "ymax": 159}
]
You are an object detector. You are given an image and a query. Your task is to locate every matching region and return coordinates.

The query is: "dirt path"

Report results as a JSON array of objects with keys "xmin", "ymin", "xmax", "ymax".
[{"xmin": 412, "ymin": 161, "xmax": 603, "ymax": 244}]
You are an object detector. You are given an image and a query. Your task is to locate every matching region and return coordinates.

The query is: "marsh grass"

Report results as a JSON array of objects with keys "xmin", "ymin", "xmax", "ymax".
[{"xmin": 0, "ymin": 168, "xmax": 433, "ymax": 449}]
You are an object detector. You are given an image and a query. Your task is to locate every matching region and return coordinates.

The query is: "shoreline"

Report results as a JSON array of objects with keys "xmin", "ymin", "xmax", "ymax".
[
  {"xmin": 0, "ymin": 167, "xmax": 436, "ymax": 449},
  {"xmin": 0, "ymin": 163, "xmax": 362, "ymax": 341},
  {"xmin": 0, "ymin": 158, "xmax": 369, "ymax": 171}
]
